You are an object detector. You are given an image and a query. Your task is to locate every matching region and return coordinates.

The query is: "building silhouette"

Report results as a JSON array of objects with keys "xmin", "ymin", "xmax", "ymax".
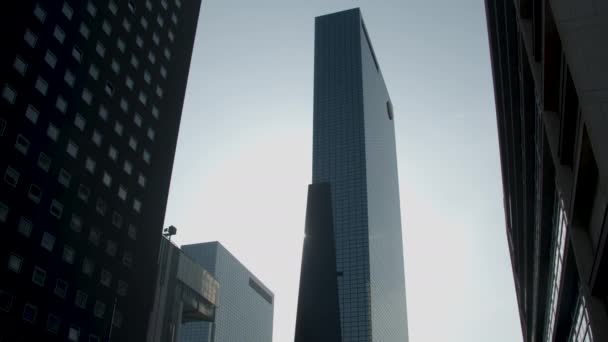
[
  {"xmin": 295, "ymin": 8, "xmax": 409, "ymax": 342},
  {"xmin": 0, "ymin": 0, "xmax": 202, "ymax": 340},
  {"xmin": 485, "ymin": 0, "xmax": 608, "ymax": 341},
  {"xmin": 180, "ymin": 242, "xmax": 274, "ymax": 342}
]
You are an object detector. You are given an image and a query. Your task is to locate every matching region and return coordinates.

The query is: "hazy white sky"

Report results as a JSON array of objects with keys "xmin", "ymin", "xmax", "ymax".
[{"xmin": 163, "ymin": 1, "xmax": 523, "ymax": 341}]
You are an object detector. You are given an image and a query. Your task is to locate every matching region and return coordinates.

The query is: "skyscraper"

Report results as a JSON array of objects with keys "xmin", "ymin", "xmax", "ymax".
[
  {"xmin": 181, "ymin": 242, "xmax": 274, "ymax": 342},
  {"xmin": 0, "ymin": 1, "xmax": 202, "ymax": 340},
  {"xmin": 295, "ymin": 8, "xmax": 409, "ymax": 342},
  {"xmin": 485, "ymin": 0, "xmax": 608, "ymax": 341}
]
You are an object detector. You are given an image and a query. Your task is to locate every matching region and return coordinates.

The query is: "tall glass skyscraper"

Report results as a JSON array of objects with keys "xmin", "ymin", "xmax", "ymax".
[{"xmin": 295, "ymin": 8, "xmax": 409, "ymax": 342}]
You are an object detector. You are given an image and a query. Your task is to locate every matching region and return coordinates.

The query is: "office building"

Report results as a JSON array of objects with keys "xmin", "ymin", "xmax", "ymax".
[
  {"xmin": 0, "ymin": 0, "xmax": 202, "ymax": 340},
  {"xmin": 147, "ymin": 235, "xmax": 219, "ymax": 342},
  {"xmin": 181, "ymin": 242, "xmax": 274, "ymax": 342},
  {"xmin": 295, "ymin": 8, "xmax": 409, "ymax": 342},
  {"xmin": 485, "ymin": 0, "xmax": 608, "ymax": 341}
]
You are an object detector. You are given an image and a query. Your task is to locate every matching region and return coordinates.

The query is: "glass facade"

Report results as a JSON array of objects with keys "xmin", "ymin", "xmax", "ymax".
[
  {"xmin": 312, "ymin": 8, "xmax": 408, "ymax": 342},
  {"xmin": 181, "ymin": 242, "xmax": 274, "ymax": 342},
  {"xmin": 569, "ymin": 293, "xmax": 594, "ymax": 342}
]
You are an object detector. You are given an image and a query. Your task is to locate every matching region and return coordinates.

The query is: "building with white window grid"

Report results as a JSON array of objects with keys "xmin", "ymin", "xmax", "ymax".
[{"xmin": 0, "ymin": 0, "xmax": 202, "ymax": 340}]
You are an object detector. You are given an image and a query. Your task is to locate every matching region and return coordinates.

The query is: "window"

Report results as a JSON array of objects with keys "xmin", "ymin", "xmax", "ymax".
[
  {"xmin": 58, "ymin": 168, "xmax": 71, "ymax": 187},
  {"xmin": 148, "ymin": 51, "xmax": 155, "ymax": 64},
  {"xmin": 138, "ymin": 174, "xmax": 146, "ymax": 188},
  {"xmin": 156, "ymin": 86, "xmax": 163, "ymax": 98},
  {"xmin": 25, "ymin": 105, "xmax": 39, "ymax": 123},
  {"xmin": 89, "ymin": 64, "xmax": 99, "ymax": 80},
  {"xmin": 24, "ymin": 29, "xmax": 37, "ymax": 48},
  {"xmin": 100, "ymin": 269, "xmax": 112, "ymax": 287},
  {"xmin": 157, "ymin": 15, "xmax": 164, "ymax": 27},
  {"xmin": 143, "ymin": 150, "xmax": 151, "ymax": 164},
  {"xmin": 146, "ymin": 0, "xmax": 152, "ymax": 10},
  {"xmin": 128, "ymin": 224, "xmax": 137, "ymax": 240},
  {"xmin": 56, "ymin": 96, "xmax": 67, "ymax": 113},
  {"xmin": 61, "ymin": 2, "xmax": 73, "ymax": 19},
  {"xmin": 118, "ymin": 186, "xmax": 127, "ymax": 201},
  {"xmin": 171, "ymin": 13, "xmax": 178, "ymax": 24},
  {"xmin": 82, "ymin": 257, "xmax": 95, "ymax": 275},
  {"xmin": 117, "ymin": 38, "xmax": 126, "ymax": 52},
  {"xmin": 8, "ymin": 254, "xmax": 23, "ymax": 273},
  {"xmin": 46, "ymin": 314, "xmax": 60, "ymax": 333},
  {"xmin": 99, "ymin": 105, "xmax": 108, "ymax": 121},
  {"xmin": 105, "ymin": 81, "xmax": 114, "ymax": 96},
  {"xmin": 105, "ymin": 240, "xmax": 117, "ymax": 257},
  {"xmin": 140, "ymin": 17, "xmax": 148, "ymax": 29},
  {"xmin": 35, "ymin": 77, "xmax": 48, "ymax": 95},
  {"xmin": 136, "ymin": 35, "xmax": 143, "ymax": 48},
  {"xmin": 117, "ymin": 280, "xmax": 128, "ymax": 296},
  {"xmin": 96, "ymin": 199, "xmax": 106, "ymax": 216},
  {"xmin": 41, "ymin": 232, "xmax": 56, "ymax": 251},
  {"xmin": 144, "ymin": 70, "xmax": 151, "ymax": 84},
  {"xmin": 37, "ymin": 153, "xmax": 51, "ymax": 173},
  {"xmin": 122, "ymin": 252, "xmax": 133, "ymax": 268},
  {"xmin": 28, "ymin": 184, "xmax": 42, "ymax": 203},
  {"xmin": 112, "ymin": 212, "xmax": 122, "ymax": 228},
  {"xmin": 92, "ymin": 130, "xmax": 103, "ymax": 146},
  {"xmin": 63, "ymin": 245, "xmax": 75, "ymax": 264},
  {"xmin": 78, "ymin": 184, "xmax": 90, "ymax": 202},
  {"xmin": 15, "ymin": 134, "xmax": 30, "ymax": 154},
  {"xmin": 130, "ymin": 55, "xmax": 138, "ymax": 68},
  {"xmin": 123, "ymin": 18, "xmax": 131, "ymax": 32},
  {"xmin": 128, "ymin": 1, "xmax": 136, "ymax": 12},
  {"xmin": 160, "ymin": 66, "xmax": 167, "ymax": 78},
  {"xmin": 74, "ymin": 290, "xmax": 87, "ymax": 309},
  {"xmin": 152, "ymin": 32, "xmax": 160, "ymax": 45},
  {"xmin": 13, "ymin": 56, "xmax": 27, "ymax": 75},
  {"xmin": 176, "ymin": 0, "xmax": 182, "ymax": 8},
  {"xmin": 47, "ymin": 123, "xmax": 59, "ymax": 141},
  {"xmin": 17, "ymin": 217, "xmax": 33, "ymax": 237},
  {"xmin": 114, "ymin": 122, "xmax": 123, "ymax": 136},
  {"xmin": 4, "ymin": 166, "xmax": 19, "ymax": 187},
  {"xmin": 93, "ymin": 300, "xmax": 105, "ymax": 318},
  {"xmin": 86, "ymin": 1, "xmax": 97, "ymax": 16},
  {"xmin": 161, "ymin": 0, "xmax": 168, "ymax": 10},
  {"xmin": 103, "ymin": 172, "xmax": 112, "ymax": 187},
  {"xmin": 79, "ymin": 23, "xmax": 90, "ymax": 38},
  {"xmin": 111, "ymin": 60, "xmax": 120, "ymax": 74},
  {"xmin": 108, "ymin": 146, "xmax": 118, "ymax": 160},
  {"xmin": 134, "ymin": 113, "xmax": 142, "ymax": 127},
  {"xmin": 133, "ymin": 199, "xmax": 142, "ymax": 213},
  {"xmin": 0, "ymin": 202, "xmax": 8, "ymax": 222},
  {"xmin": 67, "ymin": 141, "xmax": 79, "ymax": 158},
  {"xmin": 123, "ymin": 161, "xmax": 132, "ymax": 175},
  {"xmin": 95, "ymin": 42, "xmax": 105, "ymax": 57},
  {"xmin": 50, "ymin": 200, "xmax": 63, "ymax": 219},
  {"xmin": 32, "ymin": 266, "xmax": 46, "ymax": 286},
  {"xmin": 54, "ymin": 279, "xmax": 68, "ymax": 298},
  {"xmin": 168, "ymin": 30, "xmax": 175, "ymax": 42},
  {"xmin": 164, "ymin": 48, "xmax": 171, "ymax": 60},
  {"xmin": 34, "ymin": 4, "xmax": 46, "ymax": 22},
  {"xmin": 44, "ymin": 50, "xmax": 57, "ymax": 68},
  {"xmin": 68, "ymin": 326, "xmax": 80, "ymax": 342},
  {"xmin": 85, "ymin": 157, "xmax": 96, "ymax": 173},
  {"xmin": 64, "ymin": 70, "xmax": 75, "ymax": 87},
  {"xmin": 152, "ymin": 106, "xmax": 159, "ymax": 118},
  {"xmin": 70, "ymin": 214, "xmax": 82, "ymax": 232},
  {"xmin": 23, "ymin": 303, "xmax": 37, "ymax": 323},
  {"xmin": 82, "ymin": 89, "xmax": 92, "ymax": 104},
  {"xmin": 126, "ymin": 76, "xmax": 134, "ymax": 90},
  {"xmin": 53, "ymin": 26, "xmax": 65, "ymax": 44},
  {"xmin": 102, "ymin": 20, "xmax": 112, "ymax": 35},
  {"xmin": 2, "ymin": 84, "xmax": 16, "ymax": 103},
  {"xmin": 109, "ymin": 0, "xmax": 118, "ymax": 15},
  {"xmin": 129, "ymin": 137, "xmax": 138, "ymax": 151},
  {"xmin": 74, "ymin": 113, "xmax": 86, "ymax": 131},
  {"xmin": 139, "ymin": 92, "xmax": 147, "ymax": 105},
  {"xmin": 120, "ymin": 98, "xmax": 128, "ymax": 112},
  {"xmin": 72, "ymin": 46, "xmax": 83, "ymax": 62}
]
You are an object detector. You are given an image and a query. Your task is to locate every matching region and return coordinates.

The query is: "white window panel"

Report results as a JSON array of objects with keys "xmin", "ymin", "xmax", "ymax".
[
  {"xmin": 108, "ymin": 146, "xmax": 118, "ymax": 160},
  {"xmin": 156, "ymin": 86, "xmax": 163, "ymax": 97},
  {"xmin": 160, "ymin": 66, "xmax": 167, "ymax": 78},
  {"xmin": 102, "ymin": 21, "xmax": 112, "ymax": 35},
  {"xmin": 109, "ymin": 0, "xmax": 118, "ymax": 15},
  {"xmin": 68, "ymin": 326, "xmax": 79, "ymax": 342},
  {"xmin": 118, "ymin": 186, "xmax": 127, "ymax": 201},
  {"xmin": 168, "ymin": 30, "xmax": 175, "ymax": 42},
  {"xmin": 147, "ymin": 128, "xmax": 155, "ymax": 141},
  {"xmin": 62, "ymin": 246, "xmax": 75, "ymax": 264},
  {"xmin": 45, "ymin": 50, "xmax": 57, "ymax": 68},
  {"xmin": 134, "ymin": 113, "xmax": 142, "ymax": 127},
  {"xmin": 58, "ymin": 169, "xmax": 71, "ymax": 187},
  {"xmin": 99, "ymin": 105, "xmax": 108, "ymax": 121},
  {"xmin": 92, "ymin": 130, "xmax": 103, "ymax": 146},
  {"xmin": 171, "ymin": 13, "xmax": 178, "ymax": 24},
  {"xmin": 72, "ymin": 46, "xmax": 83, "ymax": 62},
  {"xmin": 67, "ymin": 141, "xmax": 79, "ymax": 158},
  {"xmin": 24, "ymin": 29, "xmax": 37, "ymax": 48},
  {"xmin": 86, "ymin": 1, "xmax": 97, "ymax": 16},
  {"xmin": 133, "ymin": 199, "xmax": 141, "ymax": 213},
  {"xmin": 79, "ymin": 23, "xmax": 90, "ymax": 39},
  {"xmin": 139, "ymin": 92, "xmax": 147, "ymax": 105},
  {"xmin": 117, "ymin": 38, "xmax": 126, "ymax": 53},
  {"xmin": 55, "ymin": 96, "xmax": 67, "ymax": 113},
  {"xmin": 146, "ymin": 0, "xmax": 152, "ymax": 10},
  {"xmin": 34, "ymin": 4, "xmax": 46, "ymax": 22},
  {"xmin": 136, "ymin": 35, "xmax": 143, "ymax": 48},
  {"xmin": 140, "ymin": 17, "xmax": 148, "ymax": 30},
  {"xmin": 157, "ymin": 15, "xmax": 164, "ymax": 27},
  {"xmin": 123, "ymin": 18, "xmax": 131, "ymax": 32},
  {"xmin": 89, "ymin": 64, "xmax": 99, "ymax": 80},
  {"xmin": 161, "ymin": 0, "xmax": 168, "ymax": 10},
  {"xmin": 74, "ymin": 113, "xmax": 86, "ymax": 131},
  {"xmin": 53, "ymin": 26, "xmax": 66, "ymax": 43},
  {"xmin": 8, "ymin": 254, "xmax": 23, "ymax": 273},
  {"xmin": 130, "ymin": 55, "xmax": 139, "ymax": 68},
  {"xmin": 61, "ymin": 2, "xmax": 73, "ymax": 19},
  {"xmin": 95, "ymin": 42, "xmax": 105, "ymax": 57},
  {"xmin": 25, "ymin": 105, "xmax": 39, "ymax": 123},
  {"xmin": 164, "ymin": 48, "xmax": 171, "ymax": 60},
  {"xmin": 47, "ymin": 123, "xmax": 59, "ymax": 141},
  {"xmin": 35, "ymin": 77, "xmax": 48, "ymax": 95},
  {"xmin": 126, "ymin": 76, "xmax": 134, "ymax": 90},
  {"xmin": 120, "ymin": 98, "xmax": 128, "ymax": 112},
  {"xmin": 105, "ymin": 82, "xmax": 114, "ymax": 96},
  {"xmin": 114, "ymin": 122, "xmax": 123, "ymax": 136},
  {"xmin": 64, "ymin": 70, "xmax": 75, "ymax": 87},
  {"xmin": 148, "ymin": 52, "xmax": 155, "ymax": 63},
  {"xmin": 152, "ymin": 33, "xmax": 159, "ymax": 45},
  {"xmin": 123, "ymin": 161, "xmax": 132, "ymax": 175},
  {"xmin": 111, "ymin": 60, "xmax": 120, "ymax": 74},
  {"xmin": 138, "ymin": 174, "xmax": 146, "ymax": 187},
  {"xmin": 85, "ymin": 157, "xmax": 96, "ymax": 174},
  {"xmin": 2, "ymin": 84, "xmax": 16, "ymax": 104},
  {"xmin": 103, "ymin": 172, "xmax": 112, "ymax": 187},
  {"xmin": 144, "ymin": 70, "xmax": 151, "ymax": 84},
  {"xmin": 128, "ymin": 137, "xmax": 138, "ymax": 151}
]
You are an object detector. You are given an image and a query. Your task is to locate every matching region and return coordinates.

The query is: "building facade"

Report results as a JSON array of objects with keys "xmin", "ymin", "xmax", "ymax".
[
  {"xmin": 485, "ymin": 0, "xmax": 608, "ymax": 341},
  {"xmin": 146, "ymin": 236, "xmax": 219, "ymax": 342},
  {"xmin": 180, "ymin": 242, "xmax": 274, "ymax": 342},
  {"xmin": 295, "ymin": 8, "xmax": 409, "ymax": 342},
  {"xmin": 0, "ymin": 0, "xmax": 202, "ymax": 340}
]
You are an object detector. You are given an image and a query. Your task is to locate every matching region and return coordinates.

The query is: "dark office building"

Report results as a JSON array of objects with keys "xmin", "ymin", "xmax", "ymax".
[
  {"xmin": 295, "ymin": 8, "xmax": 409, "ymax": 342},
  {"xmin": 485, "ymin": 0, "xmax": 608, "ymax": 341},
  {"xmin": 0, "ymin": 0, "xmax": 202, "ymax": 340},
  {"xmin": 180, "ymin": 242, "xmax": 274, "ymax": 342}
]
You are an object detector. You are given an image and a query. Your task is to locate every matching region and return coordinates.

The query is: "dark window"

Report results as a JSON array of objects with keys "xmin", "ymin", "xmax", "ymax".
[
  {"xmin": 46, "ymin": 314, "xmax": 60, "ymax": 333},
  {"xmin": 22, "ymin": 303, "xmax": 37, "ymax": 323}
]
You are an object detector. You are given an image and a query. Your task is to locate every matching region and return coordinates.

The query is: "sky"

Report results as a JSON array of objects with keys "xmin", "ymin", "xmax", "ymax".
[{"xmin": 163, "ymin": 1, "xmax": 523, "ymax": 341}]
